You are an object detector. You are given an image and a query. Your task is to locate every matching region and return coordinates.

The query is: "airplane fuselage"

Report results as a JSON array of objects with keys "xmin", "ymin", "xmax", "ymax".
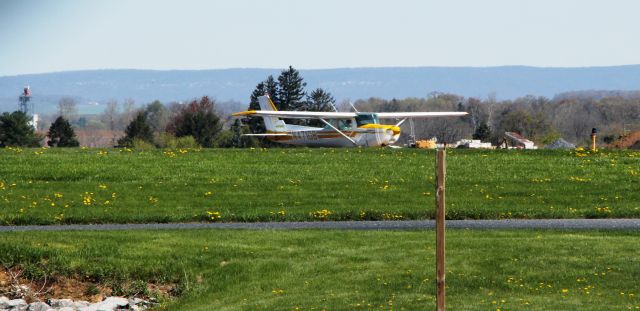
[{"xmin": 266, "ymin": 123, "xmax": 401, "ymax": 147}]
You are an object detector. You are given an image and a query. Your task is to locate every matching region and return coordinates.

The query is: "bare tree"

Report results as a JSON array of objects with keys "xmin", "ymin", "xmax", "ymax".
[{"xmin": 57, "ymin": 97, "xmax": 78, "ymax": 120}]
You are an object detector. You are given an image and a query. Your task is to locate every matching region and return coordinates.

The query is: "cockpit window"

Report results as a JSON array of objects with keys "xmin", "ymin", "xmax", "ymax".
[
  {"xmin": 355, "ymin": 114, "xmax": 379, "ymax": 126},
  {"xmin": 322, "ymin": 119, "xmax": 353, "ymax": 131}
]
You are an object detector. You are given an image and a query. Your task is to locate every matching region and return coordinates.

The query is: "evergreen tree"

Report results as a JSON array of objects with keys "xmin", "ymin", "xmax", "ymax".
[
  {"xmin": 305, "ymin": 88, "xmax": 336, "ymax": 127},
  {"xmin": 247, "ymin": 75, "xmax": 282, "ymax": 134},
  {"xmin": 168, "ymin": 96, "xmax": 221, "ymax": 147},
  {"xmin": 215, "ymin": 119, "xmax": 259, "ymax": 148},
  {"xmin": 0, "ymin": 111, "xmax": 41, "ymax": 147},
  {"xmin": 47, "ymin": 116, "xmax": 79, "ymax": 147},
  {"xmin": 277, "ymin": 66, "xmax": 307, "ymax": 111},
  {"xmin": 306, "ymin": 88, "xmax": 336, "ymax": 112},
  {"xmin": 472, "ymin": 122, "xmax": 492, "ymax": 141},
  {"xmin": 117, "ymin": 111, "xmax": 154, "ymax": 147}
]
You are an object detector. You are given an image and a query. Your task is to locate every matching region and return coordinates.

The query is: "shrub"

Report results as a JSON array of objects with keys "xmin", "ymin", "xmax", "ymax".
[
  {"xmin": 132, "ymin": 139, "xmax": 156, "ymax": 150},
  {"xmin": 156, "ymin": 133, "xmax": 200, "ymax": 149}
]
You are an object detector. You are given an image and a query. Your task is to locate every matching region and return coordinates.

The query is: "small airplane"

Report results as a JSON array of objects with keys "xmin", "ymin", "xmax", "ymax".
[{"xmin": 232, "ymin": 95, "xmax": 468, "ymax": 147}]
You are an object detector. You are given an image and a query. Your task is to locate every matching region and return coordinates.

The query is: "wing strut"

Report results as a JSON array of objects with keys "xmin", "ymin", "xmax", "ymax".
[
  {"xmin": 319, "ymin": 118, "xmax": 357, "ymax": 146},
  {"xmin": 395, "ymin": 118, "xmax": 407, "ymax": 127}
]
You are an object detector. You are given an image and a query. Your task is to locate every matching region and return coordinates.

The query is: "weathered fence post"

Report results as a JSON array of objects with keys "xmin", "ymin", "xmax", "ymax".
[{"xmin": 436, "ymin": 149, "xmax": 446, "ymax": 311}]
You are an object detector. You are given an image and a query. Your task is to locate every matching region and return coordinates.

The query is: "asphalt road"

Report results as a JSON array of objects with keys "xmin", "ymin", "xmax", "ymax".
[{"xmin": 1, "ymin": 219, "xmax": 639, "ymax": 232}]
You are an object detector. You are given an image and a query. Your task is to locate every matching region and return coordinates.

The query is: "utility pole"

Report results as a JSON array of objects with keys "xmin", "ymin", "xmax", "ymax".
[{"xmin": 435, "ymin": 149, "xmax": 446, "ymax": 311}]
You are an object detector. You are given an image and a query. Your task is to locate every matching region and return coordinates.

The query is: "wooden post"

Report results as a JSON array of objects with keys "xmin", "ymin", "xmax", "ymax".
[{"xmin": 435, "ymin": 149, "xmax": 446, "ymax": 311}]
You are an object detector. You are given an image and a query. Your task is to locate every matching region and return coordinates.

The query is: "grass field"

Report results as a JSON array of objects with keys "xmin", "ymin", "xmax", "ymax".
[
  {"xmin": 0, "ymin": 147, "xmax": 639, "ymax": 224},
  {"xmin": 0, "ymin": 229, "xmax": 638, "ymax": 310}
]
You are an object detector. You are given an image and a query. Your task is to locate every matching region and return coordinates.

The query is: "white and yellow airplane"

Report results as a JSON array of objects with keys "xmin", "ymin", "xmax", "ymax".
[{"xmin": 233, "ymin": 95, "xmax": 468, "ymax": 147}]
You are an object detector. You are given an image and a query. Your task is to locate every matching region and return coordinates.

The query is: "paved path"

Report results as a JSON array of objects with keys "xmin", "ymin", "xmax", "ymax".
[{"xmin": 1, "ymin": 219, "xmax": 639, "ymax": 232}]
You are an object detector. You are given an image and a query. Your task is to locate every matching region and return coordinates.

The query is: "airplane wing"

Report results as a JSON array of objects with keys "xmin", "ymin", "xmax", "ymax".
[
  {"xmin": 233, "ymin": 110, "xmax": 357, "ymax": 119},
  {"xmin": 376, "ymin": 112, "xmax": 468, "ymax": 119},
  {"xmin": 242, "ymin": 133, "xmax": 291, "ymax": 136}
]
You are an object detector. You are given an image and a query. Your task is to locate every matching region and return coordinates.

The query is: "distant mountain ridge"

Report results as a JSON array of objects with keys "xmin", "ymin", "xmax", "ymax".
[{"xmin": 1, "ymin": 66, "xmax": 640, "ymax": 114}]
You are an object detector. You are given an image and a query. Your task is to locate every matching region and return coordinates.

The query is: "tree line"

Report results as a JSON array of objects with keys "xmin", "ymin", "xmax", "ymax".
[
  {"xmin": 354, "ymin": 92, "xmax": 640, "ymax": 146},
  {"xmin": 1, "ymin": 66, "xmax": 639, "ymax": 148}
]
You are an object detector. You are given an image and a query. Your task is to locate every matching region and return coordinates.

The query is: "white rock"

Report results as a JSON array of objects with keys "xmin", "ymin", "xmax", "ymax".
[
  {"xmin": 49, "ymin": 298, "xmax": 75, "ymax": 308},
  {"xmin": 58, "ymin": 307, "xmax": 75, "ymax": 311},
  {"xmin": 74, "ymin": 300, "xmax": 91, "ymax": 309},
  {"xmin": 78, "ymin": 303, "xmax": 99, "ymax": 311},
  {"xmin": 27, "ymin": 301, "xmax": 51, "ymax": 311},
  {"xmin": 77, "ymin": 297, "xmax": 131, "ymax": 311},
  {"xmin": 128, "ymin": 298, "xmax": 144, "ymax": 306},
  {"xmin": 7, "ymin": 299, "xmax": 27, "ymax": 308},
  {"xmin": 0, "ymin": 296, "xmax": 10, "ymax": 308}
]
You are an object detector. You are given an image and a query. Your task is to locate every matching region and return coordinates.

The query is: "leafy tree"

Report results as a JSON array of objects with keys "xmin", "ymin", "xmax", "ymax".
[
  {"xmin": 215, "ymin": 119, "xmax": 259, "ymax": 148},
  {"xmin": 47, "ymin": 116, "xmax": 80, "ymax": 147},
  {"xmin": 0, "ymin": 111, "xmax": 41, "ymax": 147},
  {"xmin": 472, "ymin": 122, "xmax": 492, "ymax": 142},
  {"xmin": 168, "ymin": 96, "xmax": 221, "ymax": 148},
  {"xmin": 277, "ymin": 66, "xmax": 307, "ymax": 111},
  {"xmin": 117, "ymin": 111, "xmax": 154, "ymax": 147},
  {"xmin": 57, "ymin": 97, "xmax": 78, "ymax": 121},
  {"xmin": 144, "ymin": 100, "xmax": 170, "ymax": 133}
]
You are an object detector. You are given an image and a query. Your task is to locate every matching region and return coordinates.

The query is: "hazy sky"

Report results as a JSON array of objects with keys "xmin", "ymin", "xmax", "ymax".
[{"xmin": 1, "ymin": 0, "xmax": 639, "ymax": 76}]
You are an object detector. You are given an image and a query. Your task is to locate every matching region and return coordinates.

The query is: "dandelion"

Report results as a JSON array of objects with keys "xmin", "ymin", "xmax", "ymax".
[
  {"xmin": 54, "ymin": 192, "xmax": 63, "ymax": 198},
  {"xmin": 207, "ymin": 211, "xmax": 222, "ymax": 221},
  {"xmin": 148, "ymin": 196, "xmax": 158, "ymax": 204},
  {"xmin": 204, "ymin": 191, "xmax": 213, "ymax": 197},
  {"xmin": 382, "ymin": 213, "xmax": 404, "ymax": 220},
  {"xmin": 271, "ymin": 289, "xmax": 285, "ymax": 295},
  {"xmin": 312, "ymin": 209, "xmax": 332, "ymax": 220},
  {"xmin": 54, "ymin": 213, "xmax": 64, "ymax": 222},
  {"xmin": 359, "ymin": 211, "xmax": 367, "ymax": 219},
  {"xmin": 98, "ymin": 184, "xmax": 107, "ymax": 189},
  {"xmin": 561, "ymin": 289, "xmax": 569, "ymax": 293},
  {"xmin": 83, "ymin": 192, "xmax": 94, "ymax": 205}
]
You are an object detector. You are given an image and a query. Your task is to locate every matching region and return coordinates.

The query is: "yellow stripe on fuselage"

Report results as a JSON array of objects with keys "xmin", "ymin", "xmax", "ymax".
[{"xmin": 359, "ymin": 124, "xmax": 401, "ymax": 135}]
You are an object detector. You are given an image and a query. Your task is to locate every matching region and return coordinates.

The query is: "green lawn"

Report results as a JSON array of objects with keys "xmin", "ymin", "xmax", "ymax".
[
  {"xmin": 0, "ymin": 147, "xmax": 639, "ymax": 224},
  {"xmin": 0, "ymin": 229, "xmax": 638, "ymax": 310}
]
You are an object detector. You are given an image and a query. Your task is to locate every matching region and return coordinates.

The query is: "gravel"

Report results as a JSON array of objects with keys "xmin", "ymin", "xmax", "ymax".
[{"xmin": 0, "ymin": 219, "xmax": 639, "ymax": 232}]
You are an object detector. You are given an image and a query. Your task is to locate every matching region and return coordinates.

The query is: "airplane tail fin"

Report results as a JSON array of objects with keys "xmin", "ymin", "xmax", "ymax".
[{"xmin": 258, "ymin": 95, "xmax": 286, "ymax": 132}]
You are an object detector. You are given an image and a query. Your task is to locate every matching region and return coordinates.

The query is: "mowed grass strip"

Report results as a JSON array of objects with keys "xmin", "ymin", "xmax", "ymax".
[
  {"xmin": 0, "ymin": 147, "xmax": 639, "ymax": 224},
  {"xmin": 0, "ymin": 229, "xmax": 638, "ymax": 310}
]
